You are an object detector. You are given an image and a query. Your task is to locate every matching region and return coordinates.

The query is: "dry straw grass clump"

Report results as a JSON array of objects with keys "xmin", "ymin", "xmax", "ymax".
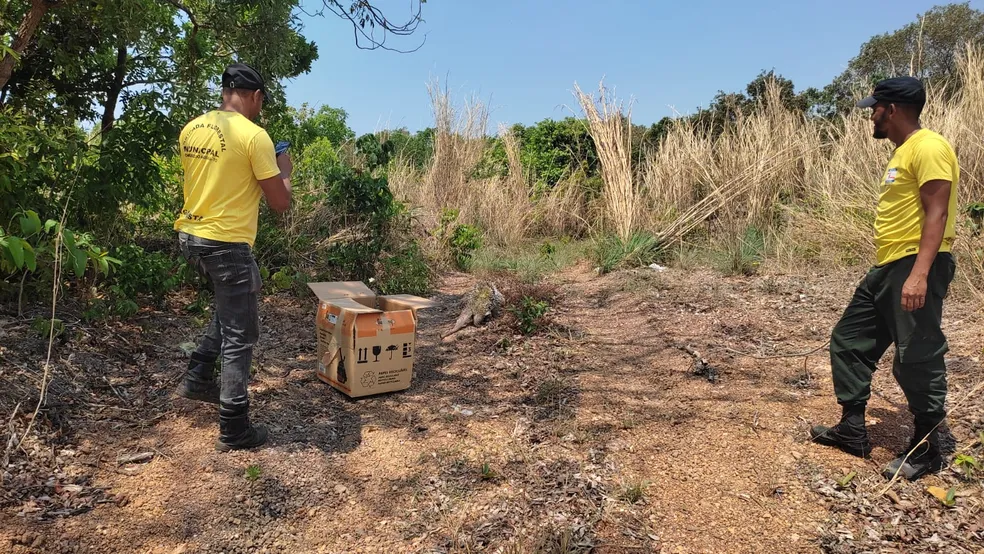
[
  {"xmin": 638, "ymin": 80, "xmax": 813, "ymax": 255},
  {"xmin": 637, "ymin": 45, "xmax": 984, "ymax": 289},
  {"xmin": 407, "ymin": 79, "xmax": 534, "ymax": 247},
  {"xmin": 573, "ymin": 82, "xmax": 637, "ymax": 241},
  {"xmin": 392, "ymin": 46, "xmax": 984, "ymax": 297}
]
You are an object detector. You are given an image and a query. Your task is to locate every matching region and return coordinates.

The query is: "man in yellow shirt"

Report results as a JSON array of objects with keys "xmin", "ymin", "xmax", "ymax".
[
  {"xmin": 173, "ymin": 63, "xmax": 293, "ymax": 452},
  {"xmin": 810, "ymin": 77, "xmax": 958, "ymax": 481}
]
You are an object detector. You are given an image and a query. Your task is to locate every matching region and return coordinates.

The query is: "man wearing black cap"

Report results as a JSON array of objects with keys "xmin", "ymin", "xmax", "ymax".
[
  {"xmin": 809, "ymin": 77, "xmax": 959, "ymax": 480},
  {"xmin": 173, "ymin": 62, "xmax": 293, "ymax": 451}
]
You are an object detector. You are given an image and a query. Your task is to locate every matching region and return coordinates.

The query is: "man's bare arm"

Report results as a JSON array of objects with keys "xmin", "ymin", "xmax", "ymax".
[
  {"xmin": 901, "ymin": 179, "xmax": 950, "ymax": 311},
  {"xmin": 259, "ymin": 153, "xmax": 293, "ymax": 213}
]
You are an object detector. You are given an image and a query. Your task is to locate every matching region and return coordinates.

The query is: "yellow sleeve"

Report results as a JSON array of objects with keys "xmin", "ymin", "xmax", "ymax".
[
  {"xmin": 914, "ymin": 138, "xmax": 957, "ymax": 187},
  {"xmin": 248, "ymin": 130, "xmax": 282, "ymax": 181}
]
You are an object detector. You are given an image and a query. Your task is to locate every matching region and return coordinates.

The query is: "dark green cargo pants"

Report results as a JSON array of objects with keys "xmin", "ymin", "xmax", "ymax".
[{"xmin": 830, "ymin": 253, "xmax": 956, "ymax": 427}]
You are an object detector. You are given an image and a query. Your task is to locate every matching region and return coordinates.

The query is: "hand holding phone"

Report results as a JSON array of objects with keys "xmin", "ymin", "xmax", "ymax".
[
  {"xmin": 275, "ymin": 140, "xmax": 290, "ymax": 156},
  {"xmin": 277, "ymin": 151, "xmax": 293, "ymax": 179}
]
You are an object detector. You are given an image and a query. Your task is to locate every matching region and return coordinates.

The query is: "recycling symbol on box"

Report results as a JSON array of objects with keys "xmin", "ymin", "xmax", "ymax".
[{"xmin": 361, "ymin": 371, "xmax": 376, "ymax": 389}]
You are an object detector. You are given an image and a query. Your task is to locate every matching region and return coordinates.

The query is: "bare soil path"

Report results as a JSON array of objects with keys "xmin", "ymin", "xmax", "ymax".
[{"xmin": 1, "ymin": 265, "xmax": 982, "ymax": 553}]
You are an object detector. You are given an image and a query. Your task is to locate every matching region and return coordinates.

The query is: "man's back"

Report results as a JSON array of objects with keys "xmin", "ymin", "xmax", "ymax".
[{"xmin": 174, "ymin": 110, "xmax": 280, "ymax": 246}]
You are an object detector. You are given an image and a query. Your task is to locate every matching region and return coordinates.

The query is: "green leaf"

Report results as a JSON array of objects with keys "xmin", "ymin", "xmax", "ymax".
[
  {"xmin": 6, "ymin": 235, "xmax": 24, "ymax": 268},
  {"xmin": 19, "ymin": 210, "xmax": 41, "ymax": 236},
  {"xmin": 97, "ymin": 256, "xmax": 109, "ymax": 276},
  {"xmin": 44, "ymin": 219, "xmax": 59, "ymax": 233},
  {"xmin": 62, "ymin": 229, "xmax": 76, "ymax": 251},
  {"xmin": 22, "ymin": 241, "xmax": 36, "ymax": 272},
  {"xmin": 955, "ymin": 454, "xmax": 980, "ymax": 468},
  {"xmin": 945, "ymin": 487, "xmax": 956, "ymax": 506},
  {"xmin": 104, "ymin": 256, "xmax": 122, "ymax": 266},
  {"xmin": 69, "ymin": 247, "xmax": 87, "ymax": 277},
  {"xmin": 0, "ymin": 238, "xmax": 11, "ymax": 269}
]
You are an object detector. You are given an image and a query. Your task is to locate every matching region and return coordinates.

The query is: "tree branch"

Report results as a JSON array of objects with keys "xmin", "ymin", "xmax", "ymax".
[
  {"xmin": 0, "ymin": 0, "xmax": 54, "ymax": 90},
  {"xmin": 303, "ymin": 0, "xmax": 426, "ymax": 54},
  {"xmin": 122, "ymin": 78, "xmax": 169, "ymax": 88},
  {"xmin": 162, "ymin": 0, "xmax": 198, "ymax": 27}
]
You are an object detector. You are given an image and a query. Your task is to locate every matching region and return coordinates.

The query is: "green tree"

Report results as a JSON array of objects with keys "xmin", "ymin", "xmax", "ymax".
[
  {"xmin": 639, "ymin": 117, "xmax": 674, "ymax": 151},
  {"xmin": 0, "ymin": 0, "xmax": 428, "ymax": 238},
  {"xmin": 745, "ymin": 70, "xmax": 808, "ymax": 112},
  {"xmin": 512, "ymin": 117, "xmax": 599, "ymax": 188},
  {"xmin": 1, "ymin": 0, "xmax": 318, "ymax": 128},
  {"xmin": 0, "ymin": 1, "xmax": 426, "ymax": 96},
  {"xmin": 265, "ymin": 104, "xmax": 355, "ymax": 154},
  {"xmin": 688, "ymin": 70, "xmax": 814, "ymax": 136},
  {"xmin": 820, "ymin": 3, "xmax": 984, "ymax": 116},
  {"xmin": 383, "ymin": 127, "xmax": 434, "ymax": 170},
  {"xmin": 294, "ymin": 137, "xmax": 341, "ymax": 191}
]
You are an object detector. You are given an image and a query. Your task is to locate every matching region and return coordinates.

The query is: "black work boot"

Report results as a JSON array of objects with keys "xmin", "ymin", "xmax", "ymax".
[
  {"xmin": 215, "ymin": 401, "xmax": 268, "ymax": 452},
  {"xmin": 882, "ymin": 420, "xmax": 944, "ymax": 481},
  {"xmin": 174, "ymin": 352, "xmax": 220, "ymax": 404},
  {"xmin": 809, "ymin": 403, "xmax": 872, "ymax": 458}
]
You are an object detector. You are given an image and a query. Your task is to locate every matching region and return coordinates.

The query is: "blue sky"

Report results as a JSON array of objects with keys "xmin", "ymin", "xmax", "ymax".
[{"xmin": 285, "ymin": 0, "xmax": 979, "ymax": 135}]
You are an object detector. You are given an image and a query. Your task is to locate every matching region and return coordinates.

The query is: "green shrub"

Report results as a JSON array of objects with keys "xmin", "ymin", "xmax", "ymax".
[
  {"xmin": 719, "ymin": 225, "xmax": 765, "ymax": 276},
  {"xmin": 593, "ymin": 232, "xmax": 665, "ymax": 274},
  {"xmin": 500, "ymin": 279, "xmax": 558, "ymax": 336},
  {"xmin": 434, "ymin": 208, "xmax": 483, "ymax": 270},
  {"xmin": 109, "ymin": 244, "xmax": 188, "ymax": 301},
  {"xmin": 512, "ymin": 296, "xmax": 550, "ymax": 335},
  {"xmin": 32, "ymin": 317, "xmax": 65, "ymax": 340},
  {"xmin": 269, "ymin": 266, "xmax": 299, "ymax": 292},
  {"xmin": 244, "ymin": 464, "xmax": 262, "ymax": 481},
  {"xmin": 77, "ymin": 243, "xmax": 191, "ymax": 321},
  {"xmin": 375, "ymin": 242, "xmax": 432, "ymax": 296},
  {"xmin": 1, "ymin": 211, "xmax": 120, "ymax": 305},
  {"xmin": 258, "ymin": 163, "xmax": 407, "ymax": 285},
  {"xmin": 355, "ymin": 133, "xmax": 394, "ymax": 171},
  {"xmin": 450, "ymin": 224, "xmax": 483, "ymax": 270},
  {"xmin": 295, "ymin": 137, "xmax": 341, "ymax": 192},
  {"xmin": 953, "ymin": 454, "xmax": 980, "ymax": 480},
  {"xmin": 83, "ymin": 295, "xmax": 140, "ymax": 322}
]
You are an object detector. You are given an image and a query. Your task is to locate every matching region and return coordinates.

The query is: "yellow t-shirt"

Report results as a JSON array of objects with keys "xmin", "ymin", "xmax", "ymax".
[
  {"xmin": 173, "ymin": 110, "xmax": 281, "ymax": 246},
  {"xmin": 874, "ymin": 129, "xmax": 959, "ymax": 266}
]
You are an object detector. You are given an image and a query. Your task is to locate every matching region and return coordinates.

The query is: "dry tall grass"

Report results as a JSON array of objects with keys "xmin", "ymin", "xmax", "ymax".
[
  {"xmin": 419, "ymin": 79, "xmax": 489, "ymax": 224},
  {"xmin": 573, "ymin": 82, "xmax": 637, "ymax": 241},
  {"xmin": 402, "ymin": 81, "xmax": 534, "ymax": 247},
  {"xmin": 533, "ymin": 174, "xmax": 595, "ymax": 238},
  {"xmin": 642, "ymin": 80, "xmax": 818, "ymax": 252},
  {"xmin": 394, "ymin": 47, "xmax": 984, "ymax": 293},
  {"xmin": 638, "ymin": 45, "xmax": 984, "ymax": 288}
]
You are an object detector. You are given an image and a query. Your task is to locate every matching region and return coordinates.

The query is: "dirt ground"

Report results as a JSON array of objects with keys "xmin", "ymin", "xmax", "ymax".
[{"xmin": 1, "ymin": 263, "xmax": 982, "ymax": 553}]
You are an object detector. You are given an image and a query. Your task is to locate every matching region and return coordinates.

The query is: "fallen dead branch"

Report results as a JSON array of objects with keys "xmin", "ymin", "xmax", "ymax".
[
  {"xmin": 116, "ymin": 451, "xmax": 155, "ymax": 465},
  {"xmin": 675, "ymin": 343, "xmax": 718, "ymax": 382},
  {"xmin": 725, "ymin": 340, "xmax": 830, "ymax": 359}
]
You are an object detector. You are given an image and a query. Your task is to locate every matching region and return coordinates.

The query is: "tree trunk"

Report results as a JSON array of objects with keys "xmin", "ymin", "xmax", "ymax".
[
  {"xmin": 0, "ymin": 0, "xmax": 53, "ymax": 91},
  {"xmin": 100, "ymin": 45, "xmax": 128, "ymax": 133}
]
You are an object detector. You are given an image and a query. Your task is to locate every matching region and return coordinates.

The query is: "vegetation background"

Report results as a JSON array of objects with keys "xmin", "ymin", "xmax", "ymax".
[{"xmin": 3, "ymin": 3, "xmax": 983, "ymax": 316}]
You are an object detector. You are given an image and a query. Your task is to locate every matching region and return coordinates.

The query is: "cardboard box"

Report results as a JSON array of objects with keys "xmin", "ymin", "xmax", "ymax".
[{"xmin": 308, "ymin": 282, "xmax": 433, "ymax": 398}]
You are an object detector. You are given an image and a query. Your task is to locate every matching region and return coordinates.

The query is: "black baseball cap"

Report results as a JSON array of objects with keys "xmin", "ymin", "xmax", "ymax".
[
  {"xmin": 856, "ymin": 76, "xmax": 925, "ymax": 108},
  {"xmin": 221, "ymin": 63, "xmax": 268, "ymax": 101}
]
